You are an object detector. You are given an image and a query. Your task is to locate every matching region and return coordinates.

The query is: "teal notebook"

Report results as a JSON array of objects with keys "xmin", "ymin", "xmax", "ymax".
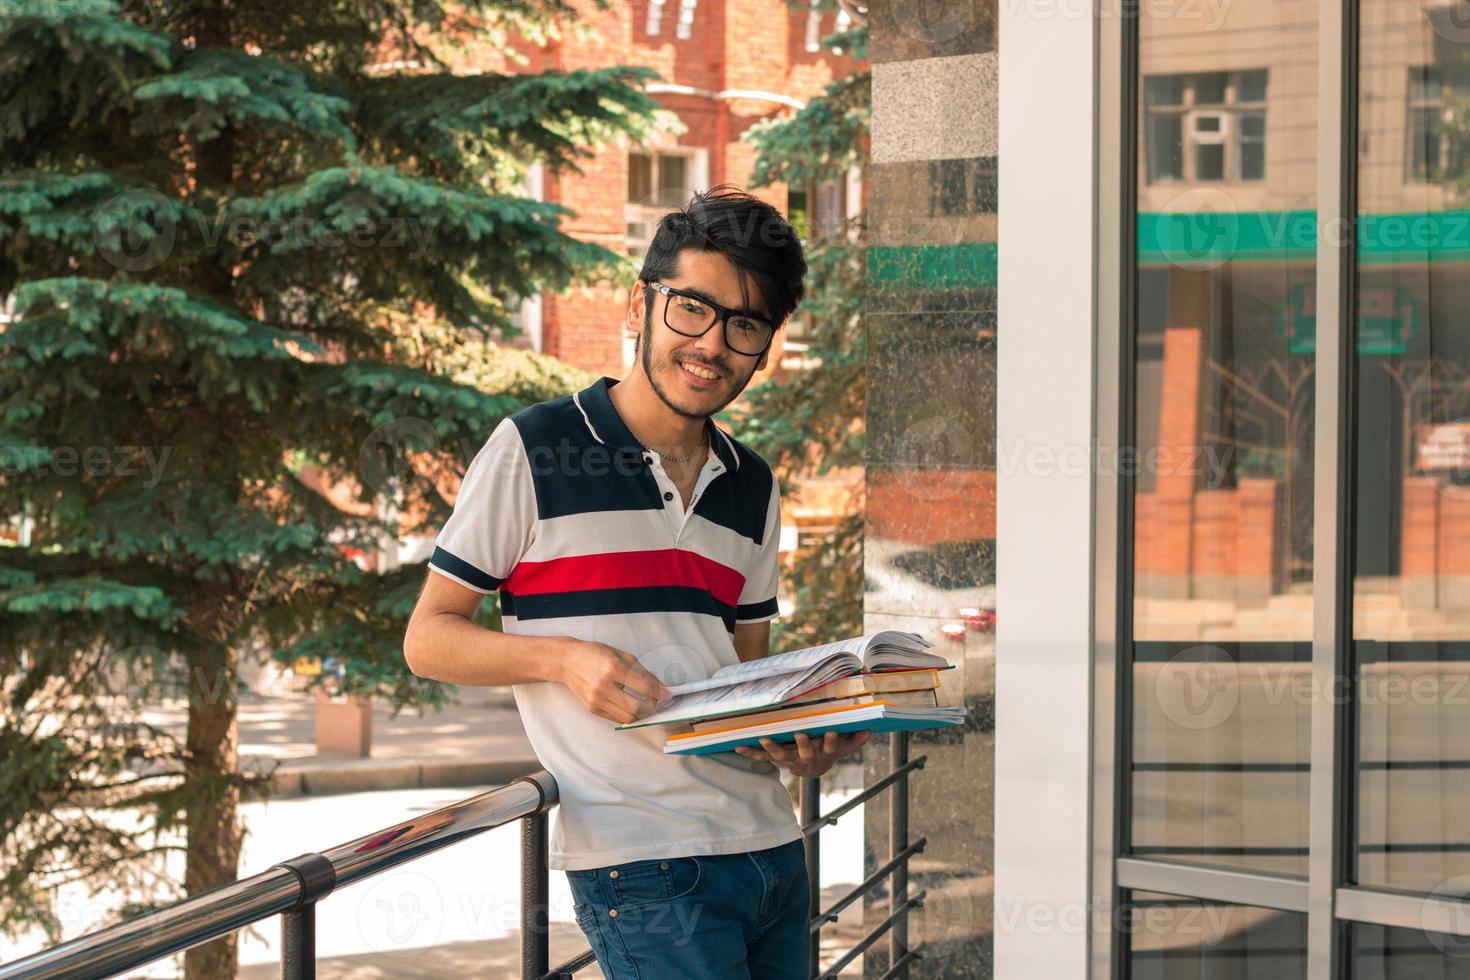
[{"xmin": 663, "ymin": 710, "xmax": 965, "ymax": 756}]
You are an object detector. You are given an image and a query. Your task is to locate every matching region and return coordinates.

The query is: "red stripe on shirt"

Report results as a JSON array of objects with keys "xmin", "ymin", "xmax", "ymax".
[{"xmin": 503, "ymin": 550, "xmax": 747, "ymax": 608}]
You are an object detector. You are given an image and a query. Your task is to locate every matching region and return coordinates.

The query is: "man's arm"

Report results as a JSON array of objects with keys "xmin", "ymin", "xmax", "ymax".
[
  {"xmin": 732, "ymin": 620, "xmax": 772, "ymax": 663},
  {"xmin": 403, "ymin": 571, "xmax": 670, "ymax": 725}
]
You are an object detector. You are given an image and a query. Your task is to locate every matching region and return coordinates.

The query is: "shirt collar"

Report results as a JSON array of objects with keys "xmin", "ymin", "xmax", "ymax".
[{"xmin": 573, "ymin": 376, "xmax": 741, "ymax": 472}]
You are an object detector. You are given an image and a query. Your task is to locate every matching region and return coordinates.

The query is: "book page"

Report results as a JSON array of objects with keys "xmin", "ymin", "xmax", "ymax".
[{"xmin": 663, "ymin": 635, "xmax": 876, "ymax": 696}]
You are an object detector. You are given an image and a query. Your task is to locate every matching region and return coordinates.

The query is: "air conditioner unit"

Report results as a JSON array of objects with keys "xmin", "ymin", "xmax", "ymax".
[{"xmin": 1190, "ymin": 111, "xmax": 1230, "ymax": 144}]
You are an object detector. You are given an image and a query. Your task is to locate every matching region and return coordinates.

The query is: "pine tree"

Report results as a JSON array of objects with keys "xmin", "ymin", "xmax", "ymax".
[
  {"xmin": 0, "ymin": 1, "xmax": 656, "ymax": 974},
  {"xmin": 738, "ymin": 16, "xmax": 867, "ymax": 651}
]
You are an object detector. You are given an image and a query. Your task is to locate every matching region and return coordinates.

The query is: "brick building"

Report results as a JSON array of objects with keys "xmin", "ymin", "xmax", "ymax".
[{"xmin": 449, "ymin": 0, "xmax": 862, "ymax": 377}]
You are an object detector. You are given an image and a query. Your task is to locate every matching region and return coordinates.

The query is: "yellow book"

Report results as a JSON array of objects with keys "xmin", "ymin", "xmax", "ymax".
[{"xmin": 689, "ymin": 689, "xmax": 938, "ymax": 734}]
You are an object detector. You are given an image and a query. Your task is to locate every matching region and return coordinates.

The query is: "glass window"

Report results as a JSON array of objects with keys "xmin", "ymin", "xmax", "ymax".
[
  {"xmin": 1240, "ymin": 113, "xmax": 1267, "ymax": 181},
  {"xmin": 1124, "ymin": 891, "xmax": 1307, "ymax": 978},
  {"xmin": 1144, "ymin": 71, "xmax": 1270, "ymax": 183},
  {"xmin": 1130, "ymin": 6, "xmax": 1314, "ymax": 879},
  {"xmin": 1195, "ymin": 71, "xmax": 1228, "ymax": 106},
  {"xmin": 1147, "ymin": 114, "xmax": 1185, "ymax": 182},
  {"xmin": 1352, "ymin": 923, "xmax": 1470, "ymax": 978},
  {"xmin": 628, "ymin": 151, "xmax": 652, "ymax": 203},
  {"xmin": 1237, "ymin": 69, "xmax": 1268, "ymax": 104},
  {"xmin": 1353, "ymin": 24, "xmax": 1470, "ymax": 897}
]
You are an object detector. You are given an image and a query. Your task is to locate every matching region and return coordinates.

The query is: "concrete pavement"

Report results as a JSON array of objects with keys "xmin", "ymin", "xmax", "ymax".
[{"xmin": 141, "ymin": 687, "xmax": 542, "ymax": 798}]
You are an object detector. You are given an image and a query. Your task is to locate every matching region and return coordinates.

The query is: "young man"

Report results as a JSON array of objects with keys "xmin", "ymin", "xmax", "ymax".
[{"xmin": 403, "ymin": 185, "xmax": 870, "ymax": 978}]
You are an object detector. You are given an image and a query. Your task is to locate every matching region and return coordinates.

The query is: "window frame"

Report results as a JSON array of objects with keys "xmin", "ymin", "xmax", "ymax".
[{"xmin": 1092, "ymin": 0, "xmax": 1470, "ymax": 977}]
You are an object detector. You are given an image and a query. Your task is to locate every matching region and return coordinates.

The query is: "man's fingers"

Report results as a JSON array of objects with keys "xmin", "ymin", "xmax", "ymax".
[
  {"xmin": 758, "ymin": 737, "xmax": 791, "ymax": 760},
  {"xmin": 615, "ymin": 652, "xmax": 672, "ymax": 701},
  {"xmin": 593, "ymin": 691, "xmax": 640, "ymax": 725},
  {"xmin": 794, "ymin": 732, "xmax": 814, "ymax": 761}
]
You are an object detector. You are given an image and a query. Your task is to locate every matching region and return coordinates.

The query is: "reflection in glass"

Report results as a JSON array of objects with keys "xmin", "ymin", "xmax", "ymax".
[
  {"xmin": 1352, "ymin": 2, "xmax": 1470, "ymax": 894},
  {"xmin": 1129, "ymin": 0, "xmax": 1316, "ymax": 876},
  {"xmin": 1124, "ymin": 890, "xmax": 1306, "ymax": 979},
  {"xmin": 1352, "ymin": 923, "xmax": 1470, "ymax": 979}
]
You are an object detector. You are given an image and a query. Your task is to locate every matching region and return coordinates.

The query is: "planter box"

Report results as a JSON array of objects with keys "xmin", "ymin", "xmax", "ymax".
[{"xmin": 314, "ymin": 690, "xmax": 372, "ymax": 757}]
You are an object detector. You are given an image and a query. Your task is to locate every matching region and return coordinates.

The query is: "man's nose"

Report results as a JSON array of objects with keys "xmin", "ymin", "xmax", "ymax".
[{"xmin": 691, "ymin": 317, "xmax": 731, "ymax": 359}]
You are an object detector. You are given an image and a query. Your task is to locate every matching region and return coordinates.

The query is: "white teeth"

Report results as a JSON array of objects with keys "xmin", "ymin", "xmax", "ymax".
[{"xmin": 682, "ymin": 363, "xmax": 718, "ymax": 380}]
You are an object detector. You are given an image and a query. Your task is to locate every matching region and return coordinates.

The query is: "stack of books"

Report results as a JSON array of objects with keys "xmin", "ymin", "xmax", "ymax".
[{"xmin": 616, "ymin": 631, "xmax": 966, "ymax": 755}]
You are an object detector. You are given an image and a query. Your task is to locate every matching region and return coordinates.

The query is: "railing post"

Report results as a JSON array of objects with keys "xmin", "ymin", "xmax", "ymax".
[
  {"xmin": 280, "ymin": 906, "xmax": 315, "ymax": 980},
  {"xmin": 275, "ymin": 853, "xmax": 335, "ymax": 980},
  {"xmin": 521, "ymin": 810, "xmax": 550, "ymax": 980},
  {"xmin": 801, "ymin": 775, "xmax": 820, "ymax": 978},
  {"xmin": 890, "ymin": 731, "xmax": 910, "ymax": 980}
]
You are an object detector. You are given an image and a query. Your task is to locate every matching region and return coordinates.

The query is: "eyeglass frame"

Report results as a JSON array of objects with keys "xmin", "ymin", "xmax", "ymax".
[{"xmin": 642, "ymin": 279, "xmax": 778, "ymax": 357}]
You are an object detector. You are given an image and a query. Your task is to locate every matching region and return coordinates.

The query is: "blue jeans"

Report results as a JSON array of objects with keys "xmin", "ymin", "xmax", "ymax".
[{"xmin": 566, "ymin": 838, "xmax": 810, "ymax": 979}]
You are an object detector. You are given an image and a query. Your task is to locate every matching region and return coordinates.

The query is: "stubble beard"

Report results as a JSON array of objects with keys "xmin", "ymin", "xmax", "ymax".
[{"xmin": 640, "ymin": 310, "xmax": 756, "ymax": 422}]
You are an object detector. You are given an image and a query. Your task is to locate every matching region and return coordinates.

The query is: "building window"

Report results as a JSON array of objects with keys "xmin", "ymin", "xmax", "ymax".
[
  {"xmin": 927, "ymin": 157, "xmax": 997, "ymax": 217},
  {"xmin": 1406, "ymin": 65, "xmax": 1470, "ymax": 183},
  {"xmin": 814, "ymin": 177, "xmax": 846, "ymax": 237},
  {"xmin": 1143, "ymin": 69, "xmax": 1268, "ymax": 183},
  {"xmin": 626, "ymin": 150, "xmax": 697, "ymax": 257}
]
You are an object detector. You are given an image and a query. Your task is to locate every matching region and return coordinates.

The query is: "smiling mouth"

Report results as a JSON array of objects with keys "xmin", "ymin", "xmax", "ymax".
[{"xmin": 678, "ymin": 361, "xmax": 722, "ymax": 382}]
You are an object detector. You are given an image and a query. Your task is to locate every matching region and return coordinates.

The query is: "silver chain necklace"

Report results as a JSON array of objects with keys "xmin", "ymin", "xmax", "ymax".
[{"xmin": 639, "ymin": 432, "xmax": 707, "ymax": 463}]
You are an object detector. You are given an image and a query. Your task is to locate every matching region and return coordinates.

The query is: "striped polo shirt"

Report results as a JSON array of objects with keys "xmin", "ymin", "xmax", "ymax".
[{"xmin": 428, "ymin": 376, "xmax": 803, "ymax": 870}]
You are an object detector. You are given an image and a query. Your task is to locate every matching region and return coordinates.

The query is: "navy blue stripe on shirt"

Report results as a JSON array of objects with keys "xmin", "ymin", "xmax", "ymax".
[
  {"xmin": 511, "ymin": 404, "xmax": 665, "ymax": 519},
  {"xmin": 691, "ymin": 462, "xmax": 772, "ymax": 546},
  {"xmin": 736, "ymin": 597, "xmax": 779, "ymax": 621},
  {"xmin": 503, "ymin": 585, "xmax": 738, "ymax": 633},
  {"xmin": 429, "ymin": 546, "xmax": 503, "ymax": 592}
]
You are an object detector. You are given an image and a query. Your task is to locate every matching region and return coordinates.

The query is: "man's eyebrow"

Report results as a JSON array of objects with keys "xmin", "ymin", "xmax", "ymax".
[{"xmin": 674, "ymin": 284, "xmax": 771, "ymax": 321}]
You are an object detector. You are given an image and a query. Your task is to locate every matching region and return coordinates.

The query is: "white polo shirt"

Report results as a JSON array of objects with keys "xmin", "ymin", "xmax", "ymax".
[{"xmin": 427, "ymin": 376, "xmax": 803, "ymax": 870}]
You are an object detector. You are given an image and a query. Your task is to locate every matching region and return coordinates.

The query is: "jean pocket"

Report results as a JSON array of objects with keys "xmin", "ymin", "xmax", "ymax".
[{"xmin": 604, "ymin": 855, "xmax": 702, "ymax": 912}]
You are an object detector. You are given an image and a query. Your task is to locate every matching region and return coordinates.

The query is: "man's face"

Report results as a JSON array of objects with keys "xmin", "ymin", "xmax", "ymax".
[{"xmin": 631, "ymin": 249, "xmax": 774, "ymax": 421}]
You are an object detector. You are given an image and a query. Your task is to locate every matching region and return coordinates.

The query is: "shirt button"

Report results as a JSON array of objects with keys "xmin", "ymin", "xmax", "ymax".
[{"xmin": 664, "ymin": 491, "xmax": 674, "ymax": 501}]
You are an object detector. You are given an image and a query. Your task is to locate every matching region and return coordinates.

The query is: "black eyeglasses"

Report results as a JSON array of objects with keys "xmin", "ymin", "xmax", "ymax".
[{"xmin": 645, "ymin": 280, "xmax": 776, "ymax": 356}]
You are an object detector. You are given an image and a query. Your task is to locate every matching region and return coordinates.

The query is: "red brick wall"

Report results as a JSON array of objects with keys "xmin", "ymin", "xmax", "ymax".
[
  {"xmin": 529, "ymin": 0, "xmax": 855, "ymax": 373},
  {"xmin": 866, "ymin": 468, "xmax": 996, "ymax": 547}
]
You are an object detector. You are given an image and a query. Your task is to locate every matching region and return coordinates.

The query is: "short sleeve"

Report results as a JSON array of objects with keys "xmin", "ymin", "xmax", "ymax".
[
  {"xmin": 428, "ymin": 418, "xmax": 536, "ymax": 594},
  {"xmin": 735, "ymin": 475, "xmax": 782, "ymax": 624}
]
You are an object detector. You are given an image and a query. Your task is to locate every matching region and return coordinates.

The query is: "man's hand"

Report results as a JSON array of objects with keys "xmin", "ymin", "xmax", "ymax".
[
  {"xmin": 733, "ymin": 729, "xmax": 872, "ymax": 778},
  {"xmin": 556, "ymin": 639, "xmax": 672, "ymax": 725}
]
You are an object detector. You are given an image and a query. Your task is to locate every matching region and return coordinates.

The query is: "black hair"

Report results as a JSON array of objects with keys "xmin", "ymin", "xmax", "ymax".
[{"xmin": 637, "ymin": 183, "xmax": 807, "ymax": 328}]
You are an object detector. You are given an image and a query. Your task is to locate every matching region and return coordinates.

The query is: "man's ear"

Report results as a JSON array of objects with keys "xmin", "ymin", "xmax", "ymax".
[{"xmin": 627, "ymin": 280, "xmax": 646, "ymax": 333}]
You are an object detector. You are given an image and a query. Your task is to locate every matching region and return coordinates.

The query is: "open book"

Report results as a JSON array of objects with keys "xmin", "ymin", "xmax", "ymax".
[{"xmin": 616, "ymin": 630, "xmax": 950, "ymax": 731}]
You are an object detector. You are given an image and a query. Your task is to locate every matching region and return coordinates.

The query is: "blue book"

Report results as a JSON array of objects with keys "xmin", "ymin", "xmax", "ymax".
[{"xmin": 663, "ymin": 703, "xmax": 966, "ymax": 756}]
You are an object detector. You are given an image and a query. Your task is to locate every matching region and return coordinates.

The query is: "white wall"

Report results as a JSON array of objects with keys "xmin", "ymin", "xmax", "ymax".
[{"xmin": 994, "ymin": 0, "xmax": 1098, "ymax": 976}]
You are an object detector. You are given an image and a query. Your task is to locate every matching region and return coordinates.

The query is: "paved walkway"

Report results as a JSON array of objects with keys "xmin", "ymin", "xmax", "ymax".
[{"xmin": 141, "ymin": 687, "xmax": 541, "ymax": 796}]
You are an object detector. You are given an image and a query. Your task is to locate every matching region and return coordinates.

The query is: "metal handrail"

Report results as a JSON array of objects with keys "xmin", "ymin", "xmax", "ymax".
[
  {"xmin": 0, "ymin": 773, "xmax": 558, "ymax": 980},
  {"xmin": 2, "ymin": 733, "xmax": 928, "ymax": 979}
]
